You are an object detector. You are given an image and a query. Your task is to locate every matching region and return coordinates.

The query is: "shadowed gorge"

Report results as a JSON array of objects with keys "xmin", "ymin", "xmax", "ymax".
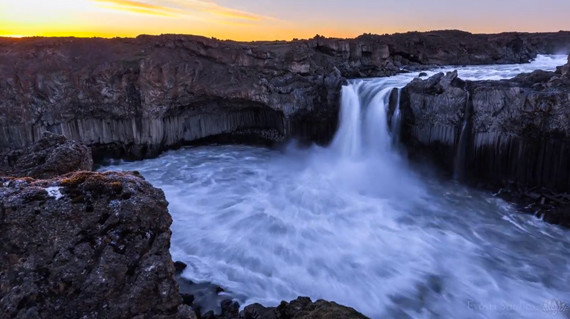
[{"xmin": 99, "ymin": 54, "xmax": 570, "ymax": 318}]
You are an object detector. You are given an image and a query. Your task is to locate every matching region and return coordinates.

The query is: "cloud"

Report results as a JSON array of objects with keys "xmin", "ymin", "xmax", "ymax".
[
  {"xmin": 92, "ymin": 0, "xmax": 182, "ymax": 16},
  {"xmin": 91, "ymin": 0, "xmax": 267, "ymax": 22}
]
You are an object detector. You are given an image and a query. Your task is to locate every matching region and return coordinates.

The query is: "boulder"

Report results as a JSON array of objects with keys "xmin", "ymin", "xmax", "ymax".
[
  {"xmin": 241, "ymin": 297, "xmax": 368, "ymax": 319},
  {"xmin": 0, "ymin": 171, "xmax": 196, "ymax": 319},
  {"xmin": 0, "ymin": 132, "xmax": 93, "ymax": 178}
]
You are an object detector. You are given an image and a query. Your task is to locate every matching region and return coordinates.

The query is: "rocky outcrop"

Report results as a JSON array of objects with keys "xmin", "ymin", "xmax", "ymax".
[
  {"xmin": 0, "ymin": 132, "xmax": 93, "ymax": 178},
  {"xmin": 241, "ymin": 297, "xmax": 368, "ymax": 319},
  {"xmin": 173, "ymin": 261, "xmax": 368, "ymax": 319},
  {"xmin": 0, "ymin": 171, "xmax": 196, "ymax": 318},
  {"xmin": 1, "ymin": 31, "xmax": 569, "ymax": 160},
  {"xmin": 400, "ymin": 56, "xmax": 570, "ymax": 222}
]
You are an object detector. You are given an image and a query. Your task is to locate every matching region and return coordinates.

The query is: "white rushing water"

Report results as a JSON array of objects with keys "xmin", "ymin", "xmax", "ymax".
[{"xmin": 103, "ymin": 55, "xmax": 570, "ymax": 318}]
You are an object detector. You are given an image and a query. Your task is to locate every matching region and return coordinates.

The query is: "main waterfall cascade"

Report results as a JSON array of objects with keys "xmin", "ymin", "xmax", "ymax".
[
  {"xmin": 331, "ymin": 80, "xmax": 395, "ymax": 157},
  {"xmin": 103, "ymin": 55, "xmax": 570, "ymax": 319}
]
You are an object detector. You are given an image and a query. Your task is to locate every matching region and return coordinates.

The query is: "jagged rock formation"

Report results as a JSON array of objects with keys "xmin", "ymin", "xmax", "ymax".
[
  {"xmin": 173, "ymin": 260, "xmax": 369, "ymax": 319},
  {"xmin": 1, "ymin": 31, "xmax": 569, "ymax": 159},
  {"xmin": 0, "ymin": 132, "xmax": 93, "ymax": 178},
  {"xmin": 0, "ymin": 171, "xmax": 196, "ymax": 319},
  {"xmin": 400, "ymin": 55, "xmax": 570, "ymax": 193},
  {"xmin": 241, "ymin": 297, "xmax": 368, "ymax": 319}
]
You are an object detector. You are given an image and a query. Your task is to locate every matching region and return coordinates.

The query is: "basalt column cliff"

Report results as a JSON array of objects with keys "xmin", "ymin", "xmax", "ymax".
[
  {"xmin": 399, "ymin": 56, "xmax": 570, "ymax": 194},
  {"xmin": 2, "ymin": 31, "xmax": 570, "ymax": 160}
]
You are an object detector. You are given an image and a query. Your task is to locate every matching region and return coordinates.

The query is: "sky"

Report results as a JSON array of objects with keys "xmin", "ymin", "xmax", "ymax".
[{"xmin": 1, "ymin": 0, "xmax": 569, "ymax": 41}]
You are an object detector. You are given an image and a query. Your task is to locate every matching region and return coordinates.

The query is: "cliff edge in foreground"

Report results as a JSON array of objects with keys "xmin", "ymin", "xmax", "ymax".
[{"xmin": 0, "ymin": 171, "xmax": 196, "ymax": 318}]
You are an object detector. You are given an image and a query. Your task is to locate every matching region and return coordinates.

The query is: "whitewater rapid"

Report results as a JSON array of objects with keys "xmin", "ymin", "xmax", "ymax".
[{"xmin": 102, "ymin": 55, "xmax": 570, "ymax": 318}]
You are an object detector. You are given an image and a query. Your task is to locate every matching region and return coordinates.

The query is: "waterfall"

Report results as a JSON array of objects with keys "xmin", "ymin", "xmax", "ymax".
[
  {"xmin": 331, "ymin": 79, "xmax": 398, "ymax": 157},
  {"xmin": 330, "ymin": 83, "xmax": 363, "ymax": 157},
  {"xmin": 329, "ymin": 54, "xmax": 566, "ymax": 174}
]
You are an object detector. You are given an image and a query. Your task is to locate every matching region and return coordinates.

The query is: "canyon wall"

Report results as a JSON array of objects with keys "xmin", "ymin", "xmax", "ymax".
[
  {"xmin": 2, "ymin": 31, "xmax": 569, "ymax": 159},
  {"xmin": 400, "ymin": 56, "xmax": 570, "ymax": 192}
]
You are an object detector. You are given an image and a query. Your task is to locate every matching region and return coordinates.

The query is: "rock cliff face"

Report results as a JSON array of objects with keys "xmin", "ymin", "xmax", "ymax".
[
  {"xmin": 400, "ymin": 55, "xmax": 570, "ymax": 192},
  {"xmin": 0, "ymin": 132, "xmax": 93, "ymax": 179},
  {"xmin": 0, "ymin": 171, "xmax": 195, "ymax": 319},
  {"xmin": 1, "ymin": 31, "xmax": 569, "ymax": 159}
]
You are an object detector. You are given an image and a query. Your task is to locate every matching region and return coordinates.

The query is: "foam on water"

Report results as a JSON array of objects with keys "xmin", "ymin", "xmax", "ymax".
[{"xmin": 102, "ymin": 55, "xmax": 570, "ymax": 318}]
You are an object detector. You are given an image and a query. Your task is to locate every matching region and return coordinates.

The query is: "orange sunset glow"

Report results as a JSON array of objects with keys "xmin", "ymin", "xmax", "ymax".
[{"xmin": 1, "ymin": 0, "xmax": 569, "ymax": 41}]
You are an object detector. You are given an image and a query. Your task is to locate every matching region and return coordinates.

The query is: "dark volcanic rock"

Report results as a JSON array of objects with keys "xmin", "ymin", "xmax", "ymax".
[
  {"xmin": 400, "ymin": 71, "xmax": 469, "ymax": 172},
  {"xmin": 0, "ymin": 132, "xmax": 93, "ymax": 178},
  {"xmin": 241, "ymin": 297, "xmax": 368, "ymax": 319},
  {"xmin": 0, "ymin": 171, "xmax": 196, "ymax": 319},
  {"xmin": 400, "ymin": 55, "xmax": 570, "ymax": 225},
  {"xmin": 401, "ymin": 55, "xmax": 570, "ymax": 190},
  {"xmin": 1, "ymin": 31, "xmax": 569, "ymax": 160},
  {"xmin": 176, "ymin": 273, "xmax": 236, "ymax": 317},
  {"xmin": 172, "ymin": 260, "xmax": 367, "ymax": 319}
]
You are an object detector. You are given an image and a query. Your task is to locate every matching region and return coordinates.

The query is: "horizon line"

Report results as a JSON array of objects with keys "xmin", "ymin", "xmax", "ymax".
[{"xmin": 2, "ymin": 29, "xmax": 570, "ymax": 43}]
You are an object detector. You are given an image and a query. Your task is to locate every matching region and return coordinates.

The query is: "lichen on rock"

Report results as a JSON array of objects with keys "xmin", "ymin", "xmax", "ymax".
[{"xmin": 0, "ymin": 171, "xmax": 195, "ymax": 319}]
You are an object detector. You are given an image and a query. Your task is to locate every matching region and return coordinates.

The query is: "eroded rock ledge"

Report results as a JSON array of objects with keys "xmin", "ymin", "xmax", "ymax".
[{"xmin": 1, "ymin": 31, "xmax": 570, "ymax": 160}]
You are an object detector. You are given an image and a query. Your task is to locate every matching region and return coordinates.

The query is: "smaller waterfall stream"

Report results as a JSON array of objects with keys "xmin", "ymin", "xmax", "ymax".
[
  {"xmin": 390, "ymin": 88, "xmax": 402, "ymax": 145},
  {"xmin": 331, "ymin": 80, "xmax": 395, "ymax": 157}
]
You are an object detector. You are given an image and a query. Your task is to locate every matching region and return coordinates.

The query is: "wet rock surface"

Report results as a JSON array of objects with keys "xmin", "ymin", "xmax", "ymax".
[
  {"xmin": 173, "ymin": 261, "xmax": 368, "ymax": 319},
  {"xmin": 1, "ymin": 31, "xmax": 569, "ymax": 159},
  {"xmin": 240, "ymin": 297, "xmax": 368, "ymax": 319},
  {"xmin": 400, "ymin": 55, "xmax": 570, "ymax": 226},
  {"xmin": 0, "ymin": 171, "xmax": 196, "ymax": 319},
  {"xmin": 0, "ymin": 132, "xmax": 93, "ymax": 179},
  {"xmin": 174, "ymin": 261, "xmax": 238, "ymax": 318},
  {"xmin": 492, "ymin": 186, "xmax": 570, "ymax": 228}
]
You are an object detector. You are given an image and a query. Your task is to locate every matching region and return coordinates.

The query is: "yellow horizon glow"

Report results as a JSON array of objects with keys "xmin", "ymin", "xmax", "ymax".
[
  {"xmin": 1, "ymin": 0, "xmax": 569, "ymax": 41},
  {"xmin": 0, "ymin": 0, "xmax": 308, "ymax": 41}
]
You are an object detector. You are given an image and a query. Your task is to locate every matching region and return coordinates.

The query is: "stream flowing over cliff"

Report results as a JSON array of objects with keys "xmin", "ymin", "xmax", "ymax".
[{"xmin": 102, "ymin": 56, "xmax": 570, "ymax": 319}]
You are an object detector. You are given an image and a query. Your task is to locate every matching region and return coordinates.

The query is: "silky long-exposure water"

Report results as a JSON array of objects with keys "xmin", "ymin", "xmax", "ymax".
[{"xmin": 103, "ymin": 55, "xmax": 570, "ymax": 318}]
